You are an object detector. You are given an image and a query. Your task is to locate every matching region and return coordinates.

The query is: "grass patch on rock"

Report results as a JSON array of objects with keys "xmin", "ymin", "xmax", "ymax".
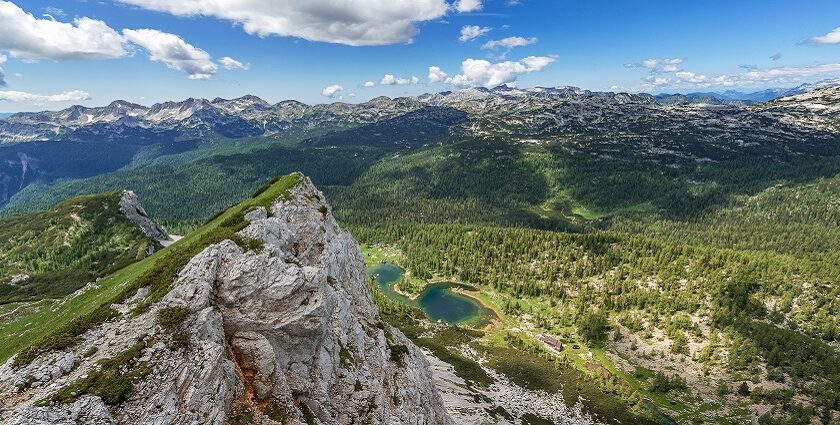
[{"xmin": 51, "ymin": 342, "xmax": 150, "ymax": 406}]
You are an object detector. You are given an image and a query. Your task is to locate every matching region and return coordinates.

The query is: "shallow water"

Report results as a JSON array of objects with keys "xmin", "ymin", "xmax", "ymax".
[{"xmin": 367, "ymin": 263, "xmax": 493, "ymax": 325}]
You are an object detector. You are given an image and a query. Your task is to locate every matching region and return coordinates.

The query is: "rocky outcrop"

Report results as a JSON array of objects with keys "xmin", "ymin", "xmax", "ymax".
[
  {"xmin": 0, "ymin": 174, "xmax": 451, "ymax": 425},
  {"xmin": 118, "ymin": 190, "xmax": 169, "ymax": 241}
]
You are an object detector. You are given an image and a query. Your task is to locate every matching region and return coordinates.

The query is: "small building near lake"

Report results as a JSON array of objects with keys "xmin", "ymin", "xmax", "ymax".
[{"xmin": 537, "ymin": 334, "xmax": 564, "ymax": 353}]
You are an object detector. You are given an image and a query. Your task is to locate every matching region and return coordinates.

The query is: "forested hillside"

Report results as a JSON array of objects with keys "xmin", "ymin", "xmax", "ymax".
[
  {"xmin": 0, "ymin": 192, "xmax": 161, "ymax": 304},
  {"xmin": 2, "ymin": 85, "xmax": 840, "ymax": 423}
]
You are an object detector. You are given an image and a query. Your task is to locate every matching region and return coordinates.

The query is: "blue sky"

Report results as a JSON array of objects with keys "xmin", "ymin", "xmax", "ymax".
[{"xmin": 1, "ymin": 0, "xmax": 840, "ymax": 111}]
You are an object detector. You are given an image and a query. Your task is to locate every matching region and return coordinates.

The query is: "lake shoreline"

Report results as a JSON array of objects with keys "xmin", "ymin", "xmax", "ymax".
[{"xmin": 369, "ymin": 263, "xmax": 496, "ymax": 326}]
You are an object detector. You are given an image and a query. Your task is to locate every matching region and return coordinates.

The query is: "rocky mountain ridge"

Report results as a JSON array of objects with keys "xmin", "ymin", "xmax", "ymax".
[
  {"xmin": 4, "ymin": 81, "xmax": 840, "ymax": 143},
  {"xmin": 0, "ymin": 174, "xmax": 451, "ymax": 424}
]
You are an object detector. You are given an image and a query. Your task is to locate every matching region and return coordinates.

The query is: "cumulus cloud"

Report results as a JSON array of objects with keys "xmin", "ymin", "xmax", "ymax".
[
  {"xmin": 454, "ymin": 0, "xmax": 483, "ymax": 13},
  {"xmin": 123, "ymin": 29, "xmax": 218, "ymax": 80},
  {"xmin": 447, "ymin": 55, "xmax": 556, "ymax": 88},
  {"xmin": 481, "ymin": 36, "xmax": 537, "ymax": 50},
  {"xmin": 118, "ymin": 0, "xmax": 450, "ymax": 46},
  {"xmin": 0, "ymin": 54, "xmax": 6, "ymax": 64},
  {"xmin": 624, "ymin": 58, "xmax": 683, "ymax": 73},
  {"xmin": 0, "ymin": 1, "xmax": 127, "ymax": 61},
  {"xmin": 809, "ymin": 27, "xmax": 840, "ymax": 44},
  {"xmin": 219, "ymin": 56, "xmax": 249, "ymax": 70},
  {"xmin": 428, "ymin": 66, "xmax": 448, "ymax": 83},
  {"xmin": 322, "ymin": 84, "xmax": 343, "ymax": 98},
  {"xmin": 380, "ymin": 74, "xmax": 420, "ymax": 85},
  {"xmin": 459, "ymin": 25, "xmax": 491, "ymax": 42},
  {"xmin": 363, "ymin": 81, "xmax": 376, "ymax": 88},
  {"xmin": 0, "ymin": 89, "xmax": 91, "ymax": 103}
]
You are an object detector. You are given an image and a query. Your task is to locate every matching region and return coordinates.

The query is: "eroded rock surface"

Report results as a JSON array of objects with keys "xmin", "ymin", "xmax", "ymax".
[
  {"xmin": 119, "ymin": 190, "xmax": 169, "ymax": 241},
  {"xmin": 0, "ymin": 175, "xmax": 451, "ymax": 425}
]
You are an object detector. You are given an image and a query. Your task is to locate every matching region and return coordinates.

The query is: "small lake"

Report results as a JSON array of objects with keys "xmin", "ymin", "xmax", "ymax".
[{"xmin": 367, "ymin": 263, "xmax": 495, "ymax": 326}]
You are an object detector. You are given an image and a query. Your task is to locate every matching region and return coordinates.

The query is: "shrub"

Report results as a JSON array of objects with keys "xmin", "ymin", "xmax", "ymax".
[{"xmin": 578, "ymin": 312, "xmax": 610, "ymax": 345}]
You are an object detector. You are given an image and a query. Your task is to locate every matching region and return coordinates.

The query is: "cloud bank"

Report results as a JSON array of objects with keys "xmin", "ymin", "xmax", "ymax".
[
  {"xmin": 118, "ymin": 0, "xmax": 452, "ymax": 46},
  {"xmin": 0, "ymin": 89, "xmax": 91, "ymax": 103}
]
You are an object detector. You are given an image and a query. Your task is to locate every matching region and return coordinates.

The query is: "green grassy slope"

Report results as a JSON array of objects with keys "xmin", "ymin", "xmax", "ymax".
[
  {"xmin": 0, "ymin": 173, "xmax": 301, "ymax": 364},
  {"xmin": 0, "ymin": 192, "xmax": 159, "ymax": 305}
]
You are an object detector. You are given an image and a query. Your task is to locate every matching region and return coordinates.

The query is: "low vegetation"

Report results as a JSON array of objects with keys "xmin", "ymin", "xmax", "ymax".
[
  {"xmin": 49, "ymin": 342, "xmax": 150, "ymax": 406},
  {"xmin": 0, "ymin": 192, "xmax": 157, "ymax": 304},
  {"xmin": 11, "ymin": 173, "xmax": 301, "ymax": 367}
]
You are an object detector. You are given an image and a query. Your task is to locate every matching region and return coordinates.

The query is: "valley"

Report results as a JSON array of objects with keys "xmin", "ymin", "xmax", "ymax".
[{"xmin": 1, "ymin": 84, "xmax": 839, "ymax": 424}]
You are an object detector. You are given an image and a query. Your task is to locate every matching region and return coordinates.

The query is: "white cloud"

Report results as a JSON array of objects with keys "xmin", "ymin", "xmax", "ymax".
[
  {"xmin": 380, "ymin": 74, "xmax": 420, "ymax": 85},
  {"xmin": 459, "ymin": 25, "xmax": 491, "ymax": 42},
  {"xmin": 123, "ymin": 29, "xmax": 218, "ymax": 80},
  {"xmin": 42, "ymin": 6, "xmax": 65, "ymax": 18},
  {"xmin": 118, "ymin": 0, "xmax": 449, "ymax": 46},
  {"xmin": 0, "ymin": 68, "xmax": 5, "ymax": 87},
  {"xmin": 809, "ymin": 27, "xmax": 840, "ymax": 44},
  {"xmin": 631, "ymin": 59, "xmax": 840, "ymax": 90},
  {"xmin": 520, "ymin": 55, "xmax": 555, "ymax": 70},
  {"xmin": 0, "ymin": 89, "xmax": 90, "ymax": 103},
  {"xmin": 481, "ymin": 36, "xmax": 537, "ymax": 50},
  {"xmin": 219, "ymin": 56, "xmax": 249, "ymax": 70},
  {"xmin": 322, "ymin": 84, "xmax": 343, "ymax": 98},
  {"xmin": 454, "ymin": 0, "xmax": 482, "ymax": 12},
  {"xmin": 428, "ymin": 66, "xmax": 448, "ymax": 83},
  {"xmin": 449, "ymin": 55, "xmax": 556, "ymax": 88},
  {"xmin": 363, "ymin": 81, "xmax": 376, "ymax": 88},
  {"xmin": 0, "ymin": 1, "xmax": 127, "ymax": 60},
  {"xmin": 381, "ymin": 75, "xmax": 397, "ymax": 85},
  {"xmin": 0, "ymin": 54, "xmax": 6, "ymax": 64},
  {"xmin": 740, "ymin": 63, "xmax": 840, "ymax": 82},
  {"xmin": 625, "ymin": 58, "xmax": 683, "ymax": 73}
]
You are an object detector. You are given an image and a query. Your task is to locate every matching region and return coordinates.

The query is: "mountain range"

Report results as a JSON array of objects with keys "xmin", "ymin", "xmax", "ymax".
[
  {"xmin": 0, "ymin": 79, "xmax": 839, "ymax": 424},
  {"xmin": 3, "ymin": 79, "xmax": 839, "ymax": 144}
]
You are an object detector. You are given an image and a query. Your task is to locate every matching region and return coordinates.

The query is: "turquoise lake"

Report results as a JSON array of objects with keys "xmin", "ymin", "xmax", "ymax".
[{"xmin": 367, "ymin": 263, "xmax": 495, "ymax": 326}]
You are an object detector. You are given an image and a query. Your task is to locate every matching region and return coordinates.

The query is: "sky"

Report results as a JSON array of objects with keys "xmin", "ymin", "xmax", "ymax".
[{"xmin": 2, "ymin": 0, "xmax": 840, "ymax": 111}]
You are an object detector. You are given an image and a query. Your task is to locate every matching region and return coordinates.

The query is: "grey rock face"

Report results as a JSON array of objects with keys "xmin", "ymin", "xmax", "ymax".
[
  {"xmin": 12, "ymin": 395, "xmax": 114, "ymax": 425},
  {"xmin": 151, "ymin": 176, "xmax": 450, "ymax": 424},
  {"xmin": 118, "ymin": 190, "xmax": 169, "ymax": 241},
  {"xmin": 0, "ymin": 174, "xmax": 451, "ymax": 425}
]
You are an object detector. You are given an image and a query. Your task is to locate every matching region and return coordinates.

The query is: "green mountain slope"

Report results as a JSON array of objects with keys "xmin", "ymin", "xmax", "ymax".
[
  {"xmin": 0, "ymin": 173, "xmax": 301, "ymax": 365},
  {"xmin": 0, "ymin": 192, "xmax": 161, "ymax": 305}
]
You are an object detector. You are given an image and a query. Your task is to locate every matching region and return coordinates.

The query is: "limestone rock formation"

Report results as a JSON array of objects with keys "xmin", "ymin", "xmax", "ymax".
[
  {"xmin": 0, "ymin": 174, "xmax": 451, "ymax": 425},
  {"xmin": 118, "ymin": 190, "xmax": 169, "ymax": 241}
]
